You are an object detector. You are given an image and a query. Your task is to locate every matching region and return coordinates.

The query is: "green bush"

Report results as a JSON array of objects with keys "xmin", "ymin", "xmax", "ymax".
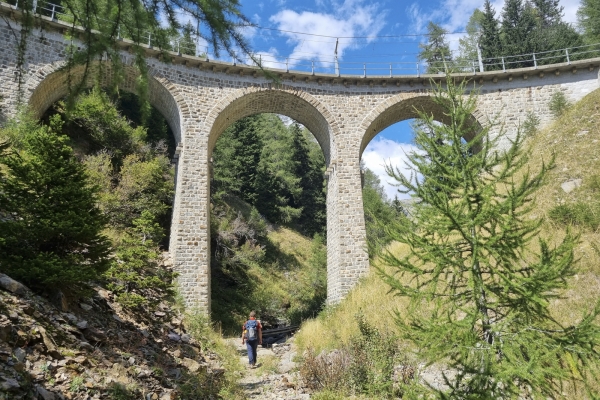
[
  {"xmin": 548, "ymin": 91, "xmax": 571, "ymax": 118},
  {"xmin": 299, "ymin": 314, "xmax": 401, "ymax": 398},
  {"xmin": 104, "ymin": 211, "xmax": 174, "ymax": 308},
  {"xmin": 0, "ymin": 114, "xmax": 110, "ymax": 288},
  {"xmin": 522, "ymin": 111, "xmax": 541, "ymax": 137},
  {"xmin": 346, "ymin": 315, "xmax": 399, "ymax": 397}
]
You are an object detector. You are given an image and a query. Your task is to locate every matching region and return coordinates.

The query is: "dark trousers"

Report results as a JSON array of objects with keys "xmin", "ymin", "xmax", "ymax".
[{"xmin": 246, "ymin": 339, "xmax": 259, "ymax": 365}]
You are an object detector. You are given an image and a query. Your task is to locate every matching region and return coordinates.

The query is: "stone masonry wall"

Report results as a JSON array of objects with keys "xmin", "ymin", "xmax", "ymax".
[{"xmin": 0, "ymin": 11, "xmax": 598, "ymax": 313}]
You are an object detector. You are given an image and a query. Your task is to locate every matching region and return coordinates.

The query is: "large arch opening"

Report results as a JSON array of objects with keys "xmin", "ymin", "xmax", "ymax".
[
  {"xmin": 28, "ymin": 62, "xmax": 183, "ymax": 250},
  {"xmin": 27, "ymin": 62, "xmax": 182, "ymax": 145},
  {"xmin": 22, "ymin": 66, "xmax": 183, "ymax": 312},
  {"xmin": 204, "ymin": 89, "xmax": 336, "ymax": 333},
  {"xmin": 359, "ymin": 93, "xmax": 484, "ymax": 258}
]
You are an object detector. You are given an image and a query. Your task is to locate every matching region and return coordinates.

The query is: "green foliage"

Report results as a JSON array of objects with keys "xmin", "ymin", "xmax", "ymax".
[
  {"xmin": 346, "ymin": 315, "xmax": 398, "ymax": 397},
  {"xmin": 379, "ymin": 76, "xmax": 600, "ymax": 398},
  {"xmin": 362, "ymin": 167, "xmax": 408, "ymax": 258},
  {"xmin": 578, "ymin": 0, "xmax": 600, "ymax": 43},
  {"xmin": 0, "ymin": 113, "xmax": 110, "ymax": 288},
  {"xmin": 457, "ymin": 9, "xmax": 485, "ymax": 65},
  {"xmin": 522, "ymin": 110, "xmax": 541, "ymax": 137},
  {"xmin": 500, "ymin": 0, "xmax": 538, "ymax": 67},
  {"xmin": 549, "ymin": 202, "xmax": 600, "ymax": 230},
  {"xmin": 47, "ymin": 89, "xmax": 175, "ymax": 306},
  {"xmin": 183, "ymin": 309, "xmax": 246, "ymax": 398},
  {"xmin": 87, "ymin": 153, "xmax": 174, "ymax": 229},
  {"xmin": 480, "ymin": 0, "xmax": 504, "ymax": 70},
  {"xmin": 106, "ymin": 383, "xmax": 136, "ymax": 400},
  {"xmin": 213, "ymin": 114, "xmax": 326, "ymax": 235},
  {"xmin": 469, "ymin": 0, "xmax": 582, "ymax": 70},
  {"xmin": 210, "ymin": 113, "xmax": 327, "ymax": 332},
  {"xmin": 54, "ymin": 88, "xmax": 147, "ymax": 163},
  {"xmin": 418, "ymin": 22, "xmax": 453, "ymax": 74},
  {"xmin": 549, "ymin": 91, "xmax": 572, "ymax": 118},
  {"xmin": 287, "ymin": 233, "xmax": 328, "ymax": 322},
  {"xmin": 69, "ymin": 376, "xmax": 85, "ymax": 393},
  {"xmin": 299, "ymin": 314, "xmax": 401, "ymax": 398},
  {"xmin": 105, "ymin": 211, "xmax": 175, "ymax": 308}
]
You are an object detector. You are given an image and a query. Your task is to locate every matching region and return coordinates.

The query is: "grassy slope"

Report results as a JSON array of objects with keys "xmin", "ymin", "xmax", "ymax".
[
  {"xmin": 296, "ymin": 88, "xmax": 600, "ymax": 357},
  {"xmin": 212, "ymin": 195, "xmax": 324, "ymax": 335}
]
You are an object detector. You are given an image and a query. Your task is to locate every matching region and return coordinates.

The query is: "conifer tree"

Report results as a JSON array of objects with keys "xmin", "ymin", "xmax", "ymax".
[
  {"xmin": 289, "ymin": 123, "xmax": 326, "ymax": 236},
  {"xmin": 578, "ymin": 0, "xmax": 600, "ymax": 44},
  {"xmin": 531, "ymin": 0, "xmax": 563, "ymax": 26},
  {"xmin": 0, "ymin": 114, "xmax": 110, "ymax": 288},
  {"xmin": 212, "ymin": 115, "xmax": 264, "ymax": 202},
  {"xmin": 419, "ymin": 22, "xmax": 453, "ymax": 74},
  {"xmin": 530, "ymin": 0, "xmax": 582, "ymax": 64},
  {"xmin": 500, "ymin": 0, "xmax": 537, "ymax": 67},
  {"xmin": 480, "ymin": 0, "xmax": 503, "ymax": 70},
  {"xmin": 179, "ymin": 22, "xmax": 197, "ymax": 56},
  {"xmin": 380, "ymin": 77, "xmax": 600, "ymax": 398}
]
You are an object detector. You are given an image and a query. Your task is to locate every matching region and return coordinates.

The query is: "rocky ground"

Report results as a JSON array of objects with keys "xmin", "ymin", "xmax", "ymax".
[
  {"xmin": 233, "ymin": 337, "xmax": 310, "ymax": 399},
  {"xmin": 0, "ymin": 272, "xmax": 226, "ymax": 400}
]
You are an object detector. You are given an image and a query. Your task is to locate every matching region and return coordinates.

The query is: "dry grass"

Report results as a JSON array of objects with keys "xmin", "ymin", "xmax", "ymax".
[
  {"xmin": 297, "ymin": 88, "xmax": 600, "ymax": 397},
  {"xmin": 296, "ymin": 243, "xmax": 412, "ymax": 354}
]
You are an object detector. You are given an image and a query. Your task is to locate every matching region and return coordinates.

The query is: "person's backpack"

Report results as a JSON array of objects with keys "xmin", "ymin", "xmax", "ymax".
[{"xmin": 245, "ymin": 319, "xmax": 258, "ymax": 341}]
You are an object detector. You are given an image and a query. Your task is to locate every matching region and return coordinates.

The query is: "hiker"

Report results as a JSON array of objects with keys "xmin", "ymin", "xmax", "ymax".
[{"xmin": 242, "ymin": 310, "xmax": 263, "ymax": 368}]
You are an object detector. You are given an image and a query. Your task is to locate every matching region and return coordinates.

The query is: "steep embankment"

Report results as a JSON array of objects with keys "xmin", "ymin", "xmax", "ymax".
[
  {"xmin": 296, "ymin": 87, "xmax": 600, "ymax": 355},
  {"xmin": 211, "ymin": 193, "xmax": 327, "ymax": 336},
  {"xmin": 0, "ymin": 266, "xmax": 244, "ymax": 399}
]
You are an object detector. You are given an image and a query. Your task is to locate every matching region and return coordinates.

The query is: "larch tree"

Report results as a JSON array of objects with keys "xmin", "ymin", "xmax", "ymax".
[
  {"xmin": 419, "ymin": 22, "xmax": 453, "ymax": 74},
  {"xmin": 13, "ymin": 0, "xmax": 255, "ymax": 111},
  {"xmin": 379, "ymin": 76, "xmax": 600, "ymax": 398}
]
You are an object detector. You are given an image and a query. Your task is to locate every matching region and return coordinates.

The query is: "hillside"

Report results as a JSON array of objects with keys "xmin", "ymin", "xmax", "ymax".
[
  {"xmin": 0, "ymin": 267, "xmax": 245, "ymax": 399},
  {"xmin": 295, "ymin": 87, "xmax": 600, "ymax": 397}
]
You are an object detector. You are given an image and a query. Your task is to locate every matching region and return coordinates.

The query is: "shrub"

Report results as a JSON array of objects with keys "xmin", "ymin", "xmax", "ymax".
[
  {"xmin": 549, "ymin": 91, "xmax": 571, "ymax": 118},
  {"xmin": 300, "ymin": 348, "xmax": 350, "ymax": 392},
  {"xmin": 299, "ymin": 314, "xmax": 401, "ymax": 398},
  {"xmin": 346, "ymin": 315, "xmax": 398, "ymax": 397},
  {"xmin": 104, "ymin": 211, "xmax": 174, "ymax": 308},
  {"xmin": 522, "ymin": 111, "xmax": 541, "ymax": 137}
]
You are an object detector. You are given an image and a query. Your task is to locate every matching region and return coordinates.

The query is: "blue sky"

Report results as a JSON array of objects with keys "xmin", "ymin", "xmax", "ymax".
[{"xmin": 213, "ymin": 0, "xmax": 582, "ymax": 199}]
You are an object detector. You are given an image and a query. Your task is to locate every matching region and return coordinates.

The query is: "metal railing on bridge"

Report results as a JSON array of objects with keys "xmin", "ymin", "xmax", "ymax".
[{"xmin": 10, "ymin": 0, "xmax": 600, "ymax": 77}]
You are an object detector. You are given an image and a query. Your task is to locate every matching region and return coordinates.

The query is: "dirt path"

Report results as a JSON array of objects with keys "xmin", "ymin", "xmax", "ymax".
[{"xmin": 231, "ymin": 337, "xmax": 310, "ymax": 399}]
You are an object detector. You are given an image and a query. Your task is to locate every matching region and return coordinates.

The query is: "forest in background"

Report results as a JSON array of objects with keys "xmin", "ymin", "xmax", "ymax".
[{"xmin": 419, "ymin": 0, "xmax": 599, "ymax": 73}]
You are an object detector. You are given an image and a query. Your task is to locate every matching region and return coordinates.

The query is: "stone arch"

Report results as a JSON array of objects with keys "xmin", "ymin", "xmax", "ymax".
[
  {"xmin": 26, "ymin": 62, "xmax": 183, "ymax": 144},
  {"xmin": 204, "ymin": 86, "xmax": 338, "ymax": 165},
  {"xmin": 359, "ymin": 92, "xmax": 486, "ymax": 157}
]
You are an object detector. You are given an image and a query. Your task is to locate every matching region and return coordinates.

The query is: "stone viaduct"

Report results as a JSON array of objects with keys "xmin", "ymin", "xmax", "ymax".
[{"xmin": 1, "ymin": 3, "xmax": 599, "ymax": 313}]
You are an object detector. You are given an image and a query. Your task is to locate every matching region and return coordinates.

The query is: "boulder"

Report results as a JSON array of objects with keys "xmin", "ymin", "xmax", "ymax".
[
  {"xmin": 0, "ymin": 273, "xmax": 29, "ymax": 295},
  {"xmin": 561, "ymin": 179, "xmax": 582, "ymax": 193}
]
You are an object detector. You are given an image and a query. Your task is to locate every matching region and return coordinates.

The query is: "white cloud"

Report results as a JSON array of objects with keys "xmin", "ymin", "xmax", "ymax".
[
  {"xmin": 244, "ymin": 48, "xmax": 287, "ymax": 69},
  {"xmin": 362, "ymin": 137, "xmax": 421, "ymax": 200},
  {"xmin": 562, "ymin": 0, "xmax": 581, "ymax": 23},
  {"xmin": 269, "ymin": 0, "xmax": 384, "ymax": 71}
]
